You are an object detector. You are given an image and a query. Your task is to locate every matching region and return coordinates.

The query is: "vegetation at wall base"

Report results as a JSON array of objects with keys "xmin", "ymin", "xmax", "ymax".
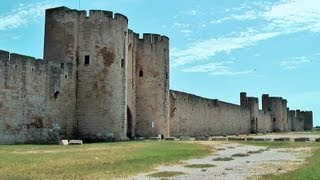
[
  {"xmin": 243, "ymin": 141, "xmax": 320, "ymax": 179},
  {"xmin": 0, "ymin": 141, "xmax": 211, "ymax": 179}
]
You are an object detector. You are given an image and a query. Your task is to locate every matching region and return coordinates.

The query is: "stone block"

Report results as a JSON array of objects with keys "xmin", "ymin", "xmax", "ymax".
[
  {"xmin": 294, "ymin": 137, "xmax": 309, "ymax": 142},
  {"xmin": 149, "ymin": 137, "xmax": 160, "ymax": 140},
  {"xmin": 195, "ymin": 137, "xmax": 209, "ymax": 141},
  {"xmin": 210, "ymin": 137, "xmax": 228, "ymax": 141},
  {"xmin": 228, "ymin": 137, "xmax": 246, "ymax": 141},
  {"xmin": 134, "ymin": 137, "xmax": 145, "ymax": 141},
  {"xmin": 135, "ymin": 137, "xmax": 145, "ymax": 141},
  {"xmin": 69, "ymin": 140, "xmax": 83, "ymax": 145},
  {"xmin": 274, "ymin": 137, "xmax": 290, "ymax": 142},
  {"xmin": 165, "ymin": 137, "xmax": 177, "ymax": 141},
  {"xmin": 180, "ymin": 136, "xmax": 191, "ymax": 141},
  {"xmin": 59, "ymin": 140, "xmax": 69, "ymax": 145}
]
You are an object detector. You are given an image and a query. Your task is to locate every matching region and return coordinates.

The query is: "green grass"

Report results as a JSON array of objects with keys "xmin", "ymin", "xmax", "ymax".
[
  {"xmin": 242, "ymin": 141, "xmax": 320, "ymax": 149},
  {"xmin": 148, "ymin": 171, "xmax": 185, "ymax": 178},
  {"xmin": 262, "ymin": 148, "xmax": 320, "ymax": 180},
  {"xmin": 0, "ymin": 141, "xmax": 211, "ymax": 179},
  {"xmin": 185, "ymin": 164, "xmax": 216, "ymax": 168},
  {"xmin": 232, "ymin": 153, "xmax": 250, "ymax": 157},
  {"xmin": 213, "ymin": 157, "xmax": 234, "ymax": 161},
  {"xmin": 242, "ymin": 140, "xmax": 320, "ymax": 179}
]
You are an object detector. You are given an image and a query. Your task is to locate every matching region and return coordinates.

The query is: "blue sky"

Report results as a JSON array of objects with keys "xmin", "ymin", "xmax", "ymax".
[{"xmin": 0, "ymin": 0, "xmax": 319, "ymax": 125}]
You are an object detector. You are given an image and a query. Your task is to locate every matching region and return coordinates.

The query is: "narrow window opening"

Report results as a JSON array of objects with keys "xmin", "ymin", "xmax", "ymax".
[
  {"xmin": 165, "ymin": 72, "xmax": 168, "ymax": 79},
  {"xmin": 65, "ymin": 75, "xmax": 68, "ymax": 78},
  {"xmin": 273, "ymin": 118, "xmax": 276, "ymax": 122},
  {"xmin": 61, "ymin": 63, "xmax": 64, "ymax": 68},
  {"xmin": 268, "ymin": 107, "xmax": 271, "ymax": 111},
  {"xmin": 121, "ymin": 59, "xmax": 125, "ymax": 68},
  {"xmin": 4, "ymin": 63, "xmax": 7, "ymax": 66},
  {"xmin": 14, "ymin": 65, "xmax": 17, "ymax": 69},
  {"xmin": 84, "ymin": 55, "xmax": 90, "ymax": 65},
  {"xmin": 139, "ymin": 70, "xmax": 143, "ymax": 77},
  {"xmin": 31, "ymin": 68, "xmax": 34, "ymax": 71},
  {"xmin": 53, "ymin": 91, "xmax": 60, "ymax": 99}
]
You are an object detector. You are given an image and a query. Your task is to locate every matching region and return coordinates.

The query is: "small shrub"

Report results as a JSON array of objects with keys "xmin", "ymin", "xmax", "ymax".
[
  {"xmin": 213, "ymin": 157, "xmax": 234, "ymax": 161},
  {"xmin": 185, "ymin": 164, "xmax": 216, "ymax": 168},
  {"xmin": 232, "ymin": 153, "xmax": 250, "ymax": 157},
  {"xmin": 148, "ymin": 171, "xmax": 185, "ymax": 178}
]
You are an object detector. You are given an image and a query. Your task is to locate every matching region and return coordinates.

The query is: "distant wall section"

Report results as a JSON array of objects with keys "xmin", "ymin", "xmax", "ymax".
[{"xmin": 169, "ymin": 90, "xmax": 250, "ymax": 137}]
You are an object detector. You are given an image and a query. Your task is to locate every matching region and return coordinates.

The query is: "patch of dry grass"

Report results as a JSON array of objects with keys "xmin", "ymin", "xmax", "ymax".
[
  {"xmin": 0, "ymin": 141, "xmax": 210, "ymax": 179},
  {"xmin": 148, "ymin": 171, "xmax": 185, "ymax": 178}
]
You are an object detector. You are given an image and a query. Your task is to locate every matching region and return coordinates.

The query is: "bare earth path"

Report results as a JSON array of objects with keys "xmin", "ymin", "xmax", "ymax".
[{"xmin": 130, "ymin": 141, "xmax": 312, "ymax": 180}]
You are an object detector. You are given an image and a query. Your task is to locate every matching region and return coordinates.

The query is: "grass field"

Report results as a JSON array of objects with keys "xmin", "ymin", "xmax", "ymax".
[
  {"xmin": 0, "ymin": 141, "xmax": 211, "ymax": 179},
  {"xmin": 243, "ymin": 141, "xmax": 320, "ymax": 179}
]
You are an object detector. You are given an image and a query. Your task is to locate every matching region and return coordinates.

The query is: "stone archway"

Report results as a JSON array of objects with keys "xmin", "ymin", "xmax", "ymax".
[{"xmin": 127, "ymin": 106, "xmax": 133, "ymax": 139}]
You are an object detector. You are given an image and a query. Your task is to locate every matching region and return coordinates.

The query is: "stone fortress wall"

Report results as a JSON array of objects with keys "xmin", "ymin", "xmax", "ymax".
[
  {"xmin": 0, "ymin": 50, "xmax": 76, "ymax": 144},
  {"xmin": 169, "ymin": 91, "xmax": 313, "ymax": 138},
  {"xmin": 0, "ymin": 6, "xmax": 313, "ymax": 144}
]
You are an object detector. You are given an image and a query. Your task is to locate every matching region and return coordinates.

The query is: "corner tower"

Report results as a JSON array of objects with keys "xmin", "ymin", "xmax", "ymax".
[
  {"xmin": 44, "ymin": 7, "xmax": 129, "ymax": 141},
  {"xmin": 240, "ymin": 92, "xmax": 259, "ymax": 133},
  {"xmin": 135, "ymin": 34, "xmax": 170, "ymax": 138},
  {"xmin": 262, "ymin": 94, "xmax": 288, "ymax": 132}
]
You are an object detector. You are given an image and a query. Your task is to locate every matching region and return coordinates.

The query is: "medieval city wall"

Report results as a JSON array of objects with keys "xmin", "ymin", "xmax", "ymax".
[
  {"xmin": 169, "ymin": 90, "xmax": 251, "ymax": 137},
  {"xmin": 257, "ymin": 110, "xmax": 272, "ymax": 133},
  {"xmin": 0, "ymin": 50, "xmax": 76, "ymax": 144},
  {"xmin": 135, "ymin": 34, "xmax": 170, "ymax": 138},
  {"xmin": 0, "ymin": 6, "xmax": 314, "ymax": 144}
]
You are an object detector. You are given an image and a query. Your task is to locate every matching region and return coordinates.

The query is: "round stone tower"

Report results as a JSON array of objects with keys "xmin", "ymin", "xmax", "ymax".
[
  {"xmin": 44, "ymin": 7, "xmax": 129, "ymax": 141},
  {"xmin": 262, "ymin": 94, "xmax": 287, "ymax": 132},
  {"xmin": 135, "ymin": 34, "xmax": 170, "ymax": 138}
]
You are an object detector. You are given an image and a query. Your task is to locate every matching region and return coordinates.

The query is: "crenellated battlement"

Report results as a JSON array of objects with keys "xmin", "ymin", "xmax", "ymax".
[
  {"xmin": 140, "ymin": 33, "xmax": 169, "ymax": 44},
  {"xmin": 0, "ymin": 50, "xmax": 44, "ymax": 65},
  {"xmin": 46, "ymin": 6, "xmax": 128, "ymax": 23},
  {"xmin": 0, "ymin": 50, "xmax": 75, "ymax": 74}
]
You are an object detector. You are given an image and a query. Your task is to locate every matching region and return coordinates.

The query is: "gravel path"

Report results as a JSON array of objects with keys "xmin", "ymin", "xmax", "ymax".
[{"xmin": 130, "ymin": 142, "xmax": 312, "ymax": 180}]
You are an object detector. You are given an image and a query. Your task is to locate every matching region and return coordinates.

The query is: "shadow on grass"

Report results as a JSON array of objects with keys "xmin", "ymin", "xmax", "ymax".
[
  {"xmin": 148, "ymin": 171, "xmax": 185, "ymax": 178},
  {"xmin": 185, "ymin": 164, "xmax": 216, "ymax": 168}
]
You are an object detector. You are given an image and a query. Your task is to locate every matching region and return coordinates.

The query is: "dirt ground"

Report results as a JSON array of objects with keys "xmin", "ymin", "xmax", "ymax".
[{"xmin": 130, "ymin": 140, "xmax": 314, "ymax": 180}]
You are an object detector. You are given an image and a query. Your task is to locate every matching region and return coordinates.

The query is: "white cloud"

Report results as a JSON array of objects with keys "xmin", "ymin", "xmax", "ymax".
[
  {"xmin": 180, "ymin": 29, "xmax": 192, "ymax": 34},
  {"xmin": 171, "ymin": 31, "xmax": 280, "ymax": 66},
  {"xmin": 172, "ymin": 0, "xmax": 320, "ymax": 66},
  {"xmin": 172, "ymin": 22, "xmax": 190, "ymax": 29},
  {"xmin": 182, "ymin": 61, "xmax": 253, "ymax": 76},
  {"xmin": 189, "ymin": 10, "xmax": 197, "ymax": 16},
  {"xmin": 280, "ymin": 56, "xmax": 312, "ymax": 70},
  {"xmin": 0, "ymin": 1, "xmax": 59, "ymax": 31}
]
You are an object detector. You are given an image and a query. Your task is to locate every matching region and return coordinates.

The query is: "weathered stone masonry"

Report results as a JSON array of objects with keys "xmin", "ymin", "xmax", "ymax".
[{"xmin": 0, "ymin": 7, "xmax": 313, "ymax": 144}]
